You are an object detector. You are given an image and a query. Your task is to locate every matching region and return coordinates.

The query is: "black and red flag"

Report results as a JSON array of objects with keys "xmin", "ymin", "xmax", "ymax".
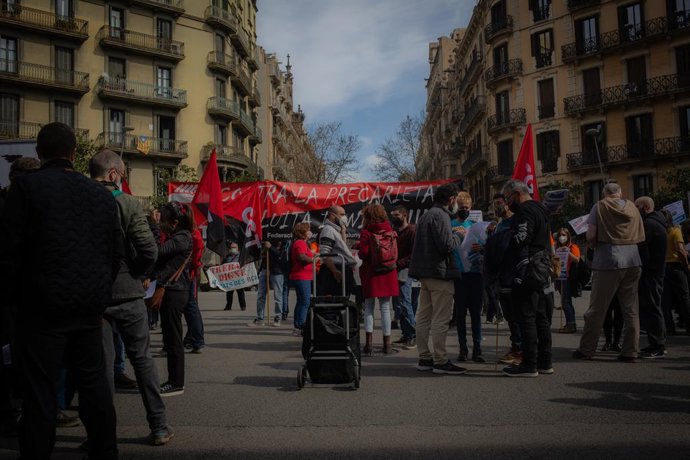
[{"xmin": 191, "ymin": 149, "xmax": 227, "ymax": 259}]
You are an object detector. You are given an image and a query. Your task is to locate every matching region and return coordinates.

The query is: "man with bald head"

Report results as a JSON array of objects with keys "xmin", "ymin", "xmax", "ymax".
[
  {"xmin": 634, "ymin": 196, "xmax": 668, "ymax": 358},
  {"xmin": 89, "ymin": 149, "xmax": 172, "ymax": 445},
  {"xmin": 318, "ymin": 205, "xmax": 356, "ymax": 296}
]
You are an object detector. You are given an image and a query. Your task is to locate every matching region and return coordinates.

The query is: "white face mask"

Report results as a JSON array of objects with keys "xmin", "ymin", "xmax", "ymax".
[
  {"xmin": 229, "ymin": 248, "xmax": 238, "ymax": 255},
  {"xmin": 558, "ymin": 236, "xmax": 568, "ymax": 244},
  {"xmin": 339, "ymin": 216, "xmax": 348, "ymax": 227},
  {"xmin": 450, "ymin": 203, "xmax": 459, "ymax": 214}
]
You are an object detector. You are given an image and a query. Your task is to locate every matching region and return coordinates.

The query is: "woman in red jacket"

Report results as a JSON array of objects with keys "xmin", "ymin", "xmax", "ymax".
[{"xmin": 357, "ymin": 204, "xmax": 399, "ymax": 354}]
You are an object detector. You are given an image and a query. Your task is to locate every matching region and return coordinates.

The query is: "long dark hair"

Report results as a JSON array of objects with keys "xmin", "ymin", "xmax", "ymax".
[{"xmin": 161, "ymin": 201, "xmax": 195, "ymax": 232}]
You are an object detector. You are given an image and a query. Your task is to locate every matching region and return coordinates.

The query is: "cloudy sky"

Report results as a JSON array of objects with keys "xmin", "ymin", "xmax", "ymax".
[{"xmin": 257, "ymin": 0, "xmax": 474, "ymax": 182}]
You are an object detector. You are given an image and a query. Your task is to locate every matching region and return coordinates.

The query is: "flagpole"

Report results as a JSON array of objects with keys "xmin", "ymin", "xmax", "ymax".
[{"xmin": 265, "ymin": 245, "xmax": 271, "ymax": 327}]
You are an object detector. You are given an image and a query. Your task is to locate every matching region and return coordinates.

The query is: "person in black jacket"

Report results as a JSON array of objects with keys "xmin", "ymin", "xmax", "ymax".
[
  {"xmin": 0, "ymin": 123, "xmax": 120, "ymax": 459},
  {"xmin": 150, "ymin": 201, "xmax": 193, "ymax": 397},
  {"xmin": 501, "ymin": 179, "xmax": 552, "ymax": 377},
  {"xmin": 634, "ymin": 197, "xmax": 668, "ymax": 358}
]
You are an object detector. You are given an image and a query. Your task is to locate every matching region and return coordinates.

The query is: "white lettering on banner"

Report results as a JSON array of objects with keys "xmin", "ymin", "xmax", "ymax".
[
  {"xmin": 242, "ymin": 207, "xmax": 260, "ymax": 249},
  {"xmin": 206, "ymin": 263, "xmax": 259, "ymax": 291},
  {"xmin": 524, "ymin": 163, "xmax": 535, "ymax": 195}
]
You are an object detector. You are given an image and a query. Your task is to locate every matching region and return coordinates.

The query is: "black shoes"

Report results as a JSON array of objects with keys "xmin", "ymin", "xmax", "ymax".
[
  {"xmin": 114, "ymin": 373, "xmax": 137, "ymax": 389},
  {"xmin": 639, "ymin": 348, "xmax": 666, "ymax": 359},
  {"xmin": 432, "ymin": 361, "xmax": 467, "ymax": 375},
  {"xmin": 417, "ymin": 359, "xmax": 434, "ymax": 371},
  {"xmin": 502, "ymin": 365, "xmax": 538, "ymax": 377}
]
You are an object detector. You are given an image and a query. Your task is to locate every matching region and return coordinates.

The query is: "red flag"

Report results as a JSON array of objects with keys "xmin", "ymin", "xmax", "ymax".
[
  {"xmin": 120, "ymin": 179, "xmax": 132, "ymax": 195},
  {"xmin": 512, "ymin": 123, "xmax": 540, "ymax": 201},
  {"xmin": 192, "ymin": 149, "xmax": 227, "ymax": 258}
]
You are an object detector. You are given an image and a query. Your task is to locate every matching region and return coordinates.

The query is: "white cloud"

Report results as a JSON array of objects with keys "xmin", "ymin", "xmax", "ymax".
[{"xmin": 258, "ymin": 0, "xmax": 464, "ymax": 120}]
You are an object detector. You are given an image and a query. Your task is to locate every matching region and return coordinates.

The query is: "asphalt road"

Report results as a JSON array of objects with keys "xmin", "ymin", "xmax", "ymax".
[{"xmin": 2, "ymin": 289, "xmax": 689, "ymax": 459}]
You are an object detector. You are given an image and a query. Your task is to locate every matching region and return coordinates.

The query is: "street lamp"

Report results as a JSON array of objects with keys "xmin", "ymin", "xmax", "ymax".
[{"xmin": 585, "ymin": 127, "xmax": 607, "ymax": 187}]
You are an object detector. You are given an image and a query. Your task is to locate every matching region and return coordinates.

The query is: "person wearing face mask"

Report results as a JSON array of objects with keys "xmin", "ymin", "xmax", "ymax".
[
  {"xmin": 450, "ymin": 192, "xmax": 485, "ymax": 363},
  {"xmin": 633, "ymin": 197, "xmax": 668, "ymax": 358},
  {"xmin": 223, "ymin": 242, "xmax": 246, "ymax": 311},
  {"xmin": 317, "ymin": 205, "xmax": 356, "ymax": 297},
  {"xmin": 555, "ymin": 228, "xmax": 580, "ymax": 334},
  {"xmin": 289, "ymin": 223, "xmax": 315, "ymax": 335}
]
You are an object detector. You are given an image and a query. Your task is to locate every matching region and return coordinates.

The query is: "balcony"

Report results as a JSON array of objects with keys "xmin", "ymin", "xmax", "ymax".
[
  {"xmin": 247, "ymin": 46, "xmax": 259, "ymax": 71},
  {"xmin": 97, "ymin": 26, "xmax": 184, "ymax": 62},
  {"xmin": 204, "ymin": 5, "xmax": 238, "ymax": 34},
  {"xmin": 96, "ymin": 76, "xmax": 187, "ymax": 109},
  {"xmin": 272, "ymin": 160, "xmax": 290, "ymax": 180},
  {"xmin": 237, "ymin": 109, "xmax": 256, "ymax": 136},
  {"xmin": 487, "ymin": 108, "xmax": 526, "ymax": 135},
  {"xmin": 127, "ymin": 0, "xmax": 184, "ymax": 17},
  {"xmin": 232, "ymin": 28, "xmax": 251, "ymax": 58},
  {"xmin": 232, "ymin": 65, "xmax": 253, "ymax": 96},
  {"xmin": 459, "ymin": 52, "xmax": 483, "ymax": 97},
  {"xmin": 484, "ymin": 15, "xmax": 514, "ymax": 43},
  {"xmin": 0, "ymin": 59, "xmax": 89, "ymax": 94},
  {"xmin": 461, "ymin": 145, "xmax": 488, "ymax": 176},
  {"xmin": 207, "ymin": 96, "xmax": 240, "ymax": 121},
  {"xmin": 487, "ymin": 165, "xmax": 513, "ymax": 184},
  {"xmin": 567, "ymin": 0, "xmax": 601, "ymax": 12},
  {"xmin": 0, "ymin": 4, "xmax": 88, "ymax": 42},
  {"xmin": 458, "ymin": 96, "xmax": 486, "ymax": 135},
  {"xmin": 248, "ymin": 125, "xmax": 262, "ymax": 145},
  {"xmin": 563, "ymin": 74, "xmax": 690, "ymax": 116},
  {"xmin": 248, "ymin": 86, "xmax": 261, "ymax": 107},
  {"xmin": 561, "ymin": 16, "xmax": 668, "ymax": 63},
  {"xmin": 0, "ymin": 121, "xmax": 87, "ymax": 140},
  {"xmin": 96, "ymin": 132, "xmax": 187, "ymax": 159},
  {"xmin": 669, "ymin": 10, "xmax": 690, "ymax": 31},
  {"xmin": 566, "ymin": 137, "xmax": 690, "ymax": 171},
  {"xmin": 207, "ymin": 51, "xmax": 236, "ymax": 77},
  {"xmin": 485, "ymin": 59, "xmax": 523, "ymax": 87}
]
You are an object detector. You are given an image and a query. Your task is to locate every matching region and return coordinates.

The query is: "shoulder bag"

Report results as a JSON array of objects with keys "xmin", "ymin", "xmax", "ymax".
[{"xmin": 146, "ymin": 253, "xmax": 191, "ymax": 311}]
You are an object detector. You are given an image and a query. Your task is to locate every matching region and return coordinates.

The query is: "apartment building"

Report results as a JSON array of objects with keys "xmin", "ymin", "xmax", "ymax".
[
  {"xmin": 0, "ymin": 0, "xmax": 263, "ymax": 200},
  {"xmin": 256, "ymin": 50, "xmax": 310, "ymax": 182},
  {"xmin": 422, "ymin": 0, "xmax": 690, "ymax": 208}
]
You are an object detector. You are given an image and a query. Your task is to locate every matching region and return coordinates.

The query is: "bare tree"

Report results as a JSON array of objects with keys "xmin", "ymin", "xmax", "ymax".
[
  {"xmin": 372, "ymin": 112, "xmax": 424, "ymax": 182},
  {"xmin": 293, "ymin": 121, "xmax": 360, "ymax": 184}
]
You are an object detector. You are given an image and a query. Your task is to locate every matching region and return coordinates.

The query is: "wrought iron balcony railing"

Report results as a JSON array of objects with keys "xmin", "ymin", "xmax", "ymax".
[
  {"xmin": 249, "ymin": 124, "xmax": 262, "ymax": 145},
  {"xmin": 566, "ymin": 136, "xmax": 690, "ymax": 170},
  {"xmin": 563, "ymin": 73, "xmax": 690, "ymax": 115},
  {"xmin": 459, "ymin": 52, "xmax": 483, "ymax": 97},
  {"xmin": 0, "ymin": 59, "xmax": 89, "ymax": 93},
  {"xmin": 485, "ymin": 59, "xmax": 523, "ymax": 86},
  {"xmin": 458, "ymin": 96, "xmax": 486, "ymax": 135},
  {"xmin": 461, "ymin": 146, "xmax": 488, "ymax": 175},
  {"xmin": 204, "ymin": 5, "xmax": 238, "ymax": 34},
  {"xmin": 207, "ymin": 96, "xmax": 241, "ymax": 121},
  {"xmin": 247, "ymin": 46, "xmax": 259, "ymax": 71},
  {"xmin": 0, "ymin": 4, "xmax": 88, "ymax": 41},
  {"xmin": 237, "ymin": 109, "xmax": 256, "ymax": 135},
  {"xmin": 232, "ymin": 28, "xmax": 251, "ymax": 57},
  {"xmin": 487, "ymin": 164, "xmax": 513, "ymax": 183},
  {"xmin": 487, "ymin": 108, "xmax": 526, "ymax": 135},
  {"xmin": 97, "ymin": 26, "xmax": 184, "ymax": 61},
  {"xmin": 567, "ymin": 0, "xmax": 601, "ymax": 12},
  {"xmin": 207, "ymin": 51, "xmax": 237, "ymax": 77},
  {"xmin": 562, "ymin": 16, "xmax": 668, "ymax": 63},
  {"xmin": 0, "ymin": 122, "xmax": 85, "ymax": 140},
  {"xmin": 127, "ymin": 0, "xmax": 184, "ymax": 17},
  {"xmin": 97, "ymin": 132, "xmax": 187, "ymax": 159},
  {"xmin": 248, "ymin": 86, "xmax": 261, "ymax": 107},
  {"xmin": 202, "ymin": 144, "xmax": 243, "ymax": 162},
  {"xmin": 96, "ymin": 76, "xmax": 187, "ymax": 108},
  {"xmin": 484, "ymin": 15, "xmax": 514, "ymax": 43},
  {"xmin": 232, "ymin": 65, "xmax": 252, "ymax": 95},
  {"xmin": 669, "ymin": 10, "xmax": 690, "ymax": 31}
]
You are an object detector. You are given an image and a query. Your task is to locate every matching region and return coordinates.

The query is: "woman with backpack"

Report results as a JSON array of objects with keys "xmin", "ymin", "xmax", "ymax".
[
  {"xmin": 555, "ymin": 228, "xmax": 580, "ymax": 333},
  {"xmin": 357, "ymin": 204, "xmax": 399, "ymax": 355}
]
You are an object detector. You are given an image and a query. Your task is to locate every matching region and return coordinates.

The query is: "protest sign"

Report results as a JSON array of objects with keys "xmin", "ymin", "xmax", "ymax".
[
  {"xmin": 458, "ymin": 222, "xmax": 491, "ymax": 273},
  {"xmin": 555, "ymin": 247, "xmax": 570, "ymax": 281},
  {"xmin": 206, "ymin": 262, "xmax": 259, "ymax": 292},
  {"xmin": 468, "ymin": 210, "xmax": 483, "ymax": 223},
  {"xmin": 569, "ymin": 214, "xmax": 589, "ymax": 235},
  {"xmin": 663, "ymin": 200, "xmax": 687, "ymax": 225}
]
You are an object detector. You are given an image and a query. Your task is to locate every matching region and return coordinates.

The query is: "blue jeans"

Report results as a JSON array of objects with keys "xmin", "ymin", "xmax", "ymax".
[
  {"xmin": 256, "ymin": 270, "xmax": 284, "ymax": 321},
  {"xmin": 281, "ymin": 278, "xmax": 290, "ymax": 317},
  {"xmin": 397, "ymin": 278, "xmax": 416, "ymax": 339},
  {"xmin": 364, "ymin": 297, "xmax": 392, "ymax": 335},
  {"xmin": 455, "ymin": 273, "xmax": 484, "ymax": 352},
  {"xmin": 291, "ymin": 279, "xmax": 311, "ymax": 329},
  {"xmin": 558, "ymin": 280, "xmax": 576, "ymax": 325},
  {"xmin": 183, "ymin": 278, "xmax": 205, "ymax": 348}
]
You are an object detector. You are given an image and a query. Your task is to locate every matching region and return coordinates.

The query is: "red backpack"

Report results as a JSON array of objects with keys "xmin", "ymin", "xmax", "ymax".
[{"xmin": 370, "ymin": 230, "xmax": 398, "ymax": 274}]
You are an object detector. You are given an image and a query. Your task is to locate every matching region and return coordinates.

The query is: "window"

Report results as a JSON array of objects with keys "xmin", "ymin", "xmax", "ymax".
[
  {"xmin": 158, "ymin": 115, "xmax": 175, "ymax": 152},
  {"xmin": 108, "ymin": 57, "xmax": 125, "ymax": 79},
  {"xmin": 530, "ymin": 0, "xmax": 551, "ymax": 21},
  {"xmin": 669, "ymin": 0, "xmax": 690, "ymax": 29},
  {"xmin": 626, "ymin": 56, "xmax": 647, "ymax": 96},
  {"xmin": 632, "ymin": 174, "xmax": 653, "ymax": 198},
  {"xmin": 584, "ymin": 180, "xmax": 603, "ymax": 209},
  {"xmin": 583, "ymin": 67, "xmax": 601, "ymax": 107},
  {"xmin": 0, "ymin": 93, "xmax": 19, "ymax": 136},
  {"xmin": 55, "ymin": 0, "xmax": 73, "ymax": 18},
  {"xmin": 676, "ymin": 44, "xmax": 690, "ymax": 87},
  {"xmin": 581, "ymin": 122, "xmax": 606, "ymax": 165},
  {"xmin": 54, "ymin": 101, "xmax": 74, "ymax": 127},
  {"xmin": 3, "ymin": 1, "xmax": 19, "ymax": 14},
  {"xmin": 0, "ymin": 35, "xmax": 18, "ymax": 73},
  {"xmin": 55, "ymin": 46, "xmax": 74, "ymax": 84},
  {"xmin": 576, "ymin": 16, "xmax": 599, "ymax": 54},
  {"xmin": 531, "ymin": 29, "xmax": 554, "ymax": 68},
  {"xmin": 537, "ymin": 131, "xmax": 559, "ymax": 173},
  {"xmin": 490, "ymin": 0, "xmax": 507, "ymax": 26},
  {"xmin": 538, "ymin": 78, "xmax": 555, "ymax": 119},
  {"xmin": 216, "ymin": 123, "xmax": 227, "ymax": 146},
  {"xmin": 215, "ymin": 34, "xmax": 225, "ymax": 54},
  {"xmin": 109, "ymin": 8, "xmax": 124, "ymax": 39},
  {"xmin": 157, "ymin": 18, "xmax": 172, "ymax": 51},
  {"xmin": 109, "ymin": 109, "xmax": 125, "ymax": 145},
  {"xmin": 493, "ymin": 43, "xmax": 508, "ymax": 69},
  {"xmin": 495, "ymin": 91, "xmax": 510, "ymax": 123},
  {"xmin": 626, "ymin": 114, "xmax": 653, "ymax": 159},
  {"xmin": 233, "ymin": 127, "xmax": 243, "ymax": 149},
  {"xmin": 497, "ymin": 140, "xmax": 513, "ymax": 176},
  {"xmin": 156, "ymin": 67, "xmax": 171, "ymax": 98},
  {"xmin": 618, "ymin": 3, "xmax": 644, "ymax": 42},
  {"xmin": 215, "ymin": 78, "xmax": 226, "ymax": 98},
  {"xmin": 679, "ymin": 106, "xmax": 690, "ymax": 149}
]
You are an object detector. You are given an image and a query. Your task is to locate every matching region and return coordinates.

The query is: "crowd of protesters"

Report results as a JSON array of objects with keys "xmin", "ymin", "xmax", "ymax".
[{"xmin": 1, "ymin": 123, "xmax": 690, "ymax": 458}]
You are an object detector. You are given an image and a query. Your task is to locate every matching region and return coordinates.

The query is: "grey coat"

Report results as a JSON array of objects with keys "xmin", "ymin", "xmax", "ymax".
[{"xmin": 409, "ymin": 203, "xmax": 462, "ymax": 280}]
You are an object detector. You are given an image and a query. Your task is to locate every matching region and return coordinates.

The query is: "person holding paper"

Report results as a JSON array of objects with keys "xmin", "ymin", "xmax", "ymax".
[
  {"xmin": 223, "ymin": 242, "xmax": 246, "ymax": 311},
  {"xmin": 555, "ymin": 228, "xmax": 580, "ymax": 334}
]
